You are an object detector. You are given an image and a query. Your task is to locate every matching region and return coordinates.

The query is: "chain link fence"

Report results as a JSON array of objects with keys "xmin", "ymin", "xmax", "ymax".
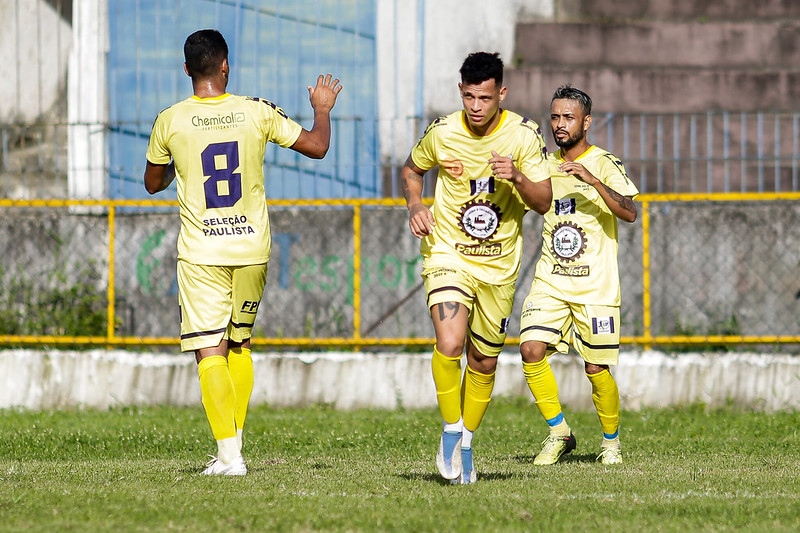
[{"xmin": 1, "ymin": 196, "xmax": 799, "ymax": 351}]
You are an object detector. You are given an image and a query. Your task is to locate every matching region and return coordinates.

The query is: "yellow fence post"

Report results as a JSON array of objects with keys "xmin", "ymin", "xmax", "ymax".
[
  {"xmin": 107, "ymin": 203, "xmax": 116, "ymax": 343},
  {"xmin": 641, "ymin": 199, "xmax": 652, "ymax": 350},
  {"xmin": 352, "ymin": 202, "xmax": 362, "ymax": 347}
]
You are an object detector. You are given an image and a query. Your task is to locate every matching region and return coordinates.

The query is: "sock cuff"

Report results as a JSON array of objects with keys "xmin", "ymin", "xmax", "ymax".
[
  {"xmin": 198, "ymin": 355, "xmax": 227, "ymax": 375},
  {"xmin": 466, "ymin": 364, "xmax": 495, "ymax": 382},
  {"xmin": 522, "ymin": 358, "xmax": 550, "ymax": 372},
  {"xmin": 433, "ymin": 345, "xmax": 462, "ymax": 362},
  {"xmin": 228, "ymin": 346, "xmax": 252, "ymax": 358},
  {"xmin": 586, "ymin": 368, "xmax": 611, "ymax": 380}
]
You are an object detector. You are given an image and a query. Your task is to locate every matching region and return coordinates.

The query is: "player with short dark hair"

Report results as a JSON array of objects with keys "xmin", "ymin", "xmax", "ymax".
[
  {"xmin": 143, "ymin": 28, "xmax": 342, "ymax": 475},
  {"xmin": 401, "ymin": 51, "xmax": 552, "ymax": 484},
  {"xmin": 519, "ymin": 84, "xmax": 638, "ymax": 466}
]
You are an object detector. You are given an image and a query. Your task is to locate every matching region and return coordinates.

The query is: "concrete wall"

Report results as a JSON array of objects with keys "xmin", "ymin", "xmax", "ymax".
[
  {"xmin": 0, "ymin": 0, "xmax": 71, "ymax": 123},
  {"xmin": 508, "ymin": 2, "xmax": 800, "ymax": 115},
  {"xmin": 376, "ymin": 0, "xmax": 554, "ymax": 164},
  {"xmin": 3, "ymin": 349, "xmax": 799, "ymax": 412}
]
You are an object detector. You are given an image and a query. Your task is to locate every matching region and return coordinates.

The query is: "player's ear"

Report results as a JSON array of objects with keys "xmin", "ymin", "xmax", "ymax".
[
  {"xmin": 499, "ymin": 85, "xmax": 507, "ymax": 102},
  {"xmin": 183, "ymin": 62, "xmax": 190, "ymax": 77},
  {"xmin": 583, "ymin": 114, "xmax": 592, "ymax": 132}
]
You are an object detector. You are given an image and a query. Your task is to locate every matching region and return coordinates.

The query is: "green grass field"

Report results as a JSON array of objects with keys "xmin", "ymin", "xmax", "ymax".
[{"xmin": 1, "ymin": 397, "xmax": 799, "ymax": 532}]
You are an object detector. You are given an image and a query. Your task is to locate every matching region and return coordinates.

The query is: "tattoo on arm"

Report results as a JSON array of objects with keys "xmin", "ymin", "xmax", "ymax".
[
  {"xmin": 437, "ymin": 302, "xmax": 460, "ymax": 321},
  {"xmin": 402, "ymin": 172, "xmax": 423, "ymax": 202},
  {"xmin": 602, "ymin": 182, "xmax": 636, "ymax": 215}
]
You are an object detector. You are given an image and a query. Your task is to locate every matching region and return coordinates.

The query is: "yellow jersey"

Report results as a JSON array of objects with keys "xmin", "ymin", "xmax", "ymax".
[
  {"xmin": 146, "ymin": 93, "xmax": 303, "ymax": 265},
  {"xmin": 411, "ymin": 109, "xmax": 549, "ymax": 285},
  {"xmin": 534, "ymin": 145, "xmax": 639, "ymax": 305}
]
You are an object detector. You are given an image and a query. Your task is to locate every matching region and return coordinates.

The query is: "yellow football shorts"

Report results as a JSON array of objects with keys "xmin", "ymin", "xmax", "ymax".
[
  {"xmin": 422, "ymin": 266, "xmax": 515, "ymax": 357},
  {"xmin": 519, "ymin": 285, "xmax": 621, "ymax": 365},
  {"xmin": 177, "ymin": 260, "xmax": 268, "ymax": 352}
]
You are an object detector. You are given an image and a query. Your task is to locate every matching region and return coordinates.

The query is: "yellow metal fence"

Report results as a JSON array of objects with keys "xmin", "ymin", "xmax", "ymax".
[{"xmin": 1, "ymin": 193, "xmax": 799, "ymax": 350}]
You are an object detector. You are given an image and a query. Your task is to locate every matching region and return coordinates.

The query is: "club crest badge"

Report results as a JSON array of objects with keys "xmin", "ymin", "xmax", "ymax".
[
  {"xmin": 551, "ymin": 221, "xmax": 587, "ymax": 262},
  {"xmin": 458, "ymin": 199, "xmax": 502, "ymax": 241}
]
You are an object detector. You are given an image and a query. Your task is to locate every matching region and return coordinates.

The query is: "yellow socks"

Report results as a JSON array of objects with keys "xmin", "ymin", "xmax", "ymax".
[
  {"xmin": 228, "ymin": 346, "xmax": 254, "ymax": 444},
  {"xmin": 587, "ymin": 368, "xmax": 620, "ymax": 439},
  {"xmin": 431, "ymin": 345, "xmax": 463, "ymax": 424},
  {"xmin": 197, "ymin": 355, "xmax": 237, "ymax": 443},
  {"xmin": 523, "ymin": 358, "xmax": 570, "ymax": 436},
  {"xmin": 462, "ymin": 365, "xmax": 495, "ymax": 432}
]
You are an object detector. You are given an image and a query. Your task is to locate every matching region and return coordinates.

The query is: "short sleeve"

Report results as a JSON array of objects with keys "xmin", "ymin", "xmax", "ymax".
[
  {"xmin": 145, "ymin": 111, "xmax": 172, "ymax": 165},
  {"xmin": 600, "ymin": 153, "xmax": 639, "ymax": 199},
  {"xmin": 516, "ymin": 123, "xmax": 549, "ymax": 183},
  {"xmin": 409, "ymin": 117, "xmax": 443, "ymax": 171}
]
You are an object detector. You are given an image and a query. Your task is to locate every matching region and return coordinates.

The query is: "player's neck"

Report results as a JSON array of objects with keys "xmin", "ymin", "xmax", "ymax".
[
  {"xmin": 466, "ymin": 109, "xmax": 503, "ymax": 137},
  {"xmin": 560, "ymin": 140, "xmax": 592, "ymax": 162},
  {"xmin": 192, "ymin": 77, "xmax": 228, "ymax": 99}
]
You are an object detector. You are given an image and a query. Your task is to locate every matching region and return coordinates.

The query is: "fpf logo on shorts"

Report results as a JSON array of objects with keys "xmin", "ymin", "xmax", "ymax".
[{"xmin": 592, "ymin": 316, "xmax": 615, "ymax": 335}]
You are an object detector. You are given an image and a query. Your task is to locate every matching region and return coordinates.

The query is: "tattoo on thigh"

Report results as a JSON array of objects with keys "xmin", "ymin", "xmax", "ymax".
[{"xmin": 437, "ymin": 302, "xmax": 460, "ymax": 321}]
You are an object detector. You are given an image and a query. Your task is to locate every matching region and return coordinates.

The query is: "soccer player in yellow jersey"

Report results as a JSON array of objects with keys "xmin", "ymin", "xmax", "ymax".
[
  {"xmin": 519, "ymin": 85, "xmax": 638, "ymax": 466},
  {"xmin": 143, "ymin": 29, "xmax": 341, "ymax": 475},
  {"xmin": 401, "ymin": 52, "xmax": 552, "ymax": 484}
]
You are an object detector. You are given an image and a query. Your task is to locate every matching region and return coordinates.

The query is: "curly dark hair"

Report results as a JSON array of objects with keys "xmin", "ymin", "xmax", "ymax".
[{"xmin": 459, "ymin": 52, "xmax": 503, "ymax": 86}]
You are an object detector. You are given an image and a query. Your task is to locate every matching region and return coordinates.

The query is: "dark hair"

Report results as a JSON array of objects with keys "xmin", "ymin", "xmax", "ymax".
[
  {"xmin": 551, "ymin": 84, "xmax": 592, "ymax": 115},
  {"xmin": 184, "ymin": 29, "xmax": 229, "ymax": 78},
  {"xmin": 459, "ymin": 52, "xmax": 504, "ymax": 86}
]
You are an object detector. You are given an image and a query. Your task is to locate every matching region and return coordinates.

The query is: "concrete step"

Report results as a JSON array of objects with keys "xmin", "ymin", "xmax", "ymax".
[
  {"xmin": 505, "ymin": 66, "xmax": 799, "ymax": 114},
  {"xmin": 515, "ymin": 21, "xmax": 800, "ymax": 70},
  {"xmin": 555, "ymin": 0, "xmax": 800, "ymax": 22}
]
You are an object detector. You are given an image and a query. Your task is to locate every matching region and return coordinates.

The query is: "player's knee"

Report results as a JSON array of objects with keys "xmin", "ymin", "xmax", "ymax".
[
  {"xmin": 520, "ymin": 340, "xmax": 547, "ymax": 364},
  {"xmin": 435, "ymin": 337, "xmax": 466, "ymax": 358},
  {"xmin": 585, "ymin": 362, "xmax": 608, "ymax": 375},
  {"xmin": 466, "ymin": 346, "xmax": 497, "ymax": 374}
]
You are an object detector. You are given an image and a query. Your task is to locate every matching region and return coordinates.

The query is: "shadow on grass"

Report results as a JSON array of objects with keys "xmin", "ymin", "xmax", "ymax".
[
  {"xmin": 512, "ymin": 452, "xmax": 597, "ymax": 464},
  {"xmin": 398, "ymin": 471, "xmax": 516, "ymax": 484}
]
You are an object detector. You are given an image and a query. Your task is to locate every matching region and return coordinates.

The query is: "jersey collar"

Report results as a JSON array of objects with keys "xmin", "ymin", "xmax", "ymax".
[
  {"xmin": 460, "ymin": 109, "xmax": 507, "ymax": 137},
  {"xmin": 190, "ymin": 93, "xmax": 231, "ymax": 101},
  {"xmin": 558, "ymin": 144, "xmax": 595, "ymax": 162}
]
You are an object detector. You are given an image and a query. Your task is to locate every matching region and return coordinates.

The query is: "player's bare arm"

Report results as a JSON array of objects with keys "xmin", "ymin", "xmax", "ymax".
[
  {"xmin": 600, "ymin": 182, "xmax": 637, "ymax": 222},
  {"xmin": 143, "ymin": 160, "xmax": 176, "ymax": 195},
  {"xmin": 290, "ymin": 74, "xmax": 343, "ymax": 159},
  {"xmin": 401, "ymin": 156, "xmax": 435, "ymax": 237},
  {"xmin": 489, "ymin": 150, "xmax": 552, "ymax": 215},
  {"xmin": 559, "ymin": 160, "xmax": 637, "ymax": 223}
]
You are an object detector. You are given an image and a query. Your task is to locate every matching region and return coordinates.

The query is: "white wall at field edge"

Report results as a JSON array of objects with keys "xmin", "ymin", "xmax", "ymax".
[{"xmin": 2, "ymin": 349, "xmax": 799, "ymax": 412}]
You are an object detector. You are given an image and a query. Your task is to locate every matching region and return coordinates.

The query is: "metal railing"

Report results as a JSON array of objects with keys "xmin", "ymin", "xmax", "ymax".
[
  {"xmin": 4, "ymin": 111, "xmax": 800, "ymax": 200},
  {"xmin": 1, "ymin": 193, "xmax": 799, "ymax": 351}
]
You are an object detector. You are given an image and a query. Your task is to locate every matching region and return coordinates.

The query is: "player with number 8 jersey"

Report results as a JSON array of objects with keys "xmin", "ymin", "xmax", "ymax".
[
  {"xmin": 147, "ymin": 94, "xmax": 301, "ymax": 265},
  {"xmin": 144, "ymin": 29, "xmax": 342, "ymax": 476}
]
